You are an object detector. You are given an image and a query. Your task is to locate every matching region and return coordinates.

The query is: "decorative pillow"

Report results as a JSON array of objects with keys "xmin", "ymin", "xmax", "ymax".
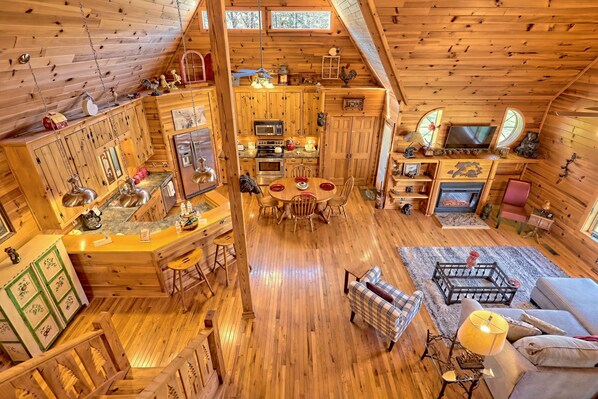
[
  {"xmin": 514, "ymin": 335, "xmax": 598, "ymax": 368},
  {"xmin": 520, "ymin": 312, "xmax": 567, "ymax": 336},
  {"xmin": 366, "ymin": 282, "xmax": 394, "ymax": 304},
  {"xmin": 574, "ymin": 336, "xmax": 598, "ymax": 342},
  {"xmin": 503, "ymin": 316, "xmax": 542, "ymax": 342}
]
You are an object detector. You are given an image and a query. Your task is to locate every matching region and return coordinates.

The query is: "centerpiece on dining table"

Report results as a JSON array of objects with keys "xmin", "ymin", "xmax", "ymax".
[{"xmin": 295, "ymin": 176, "xmax": 309, "ymax": 190}]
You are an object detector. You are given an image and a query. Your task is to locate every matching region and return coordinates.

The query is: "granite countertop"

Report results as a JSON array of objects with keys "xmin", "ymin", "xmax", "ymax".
[
  {"xmin": 76, "ymin": 172, "xmax": 176, "ymax": 235},
  {"xmin": 284, "ymin": 147, "xmax": 319, "ymax": 158},
  {"xmin": 238, "ymin": 149, "xmax": 257, "ymax": 158}
]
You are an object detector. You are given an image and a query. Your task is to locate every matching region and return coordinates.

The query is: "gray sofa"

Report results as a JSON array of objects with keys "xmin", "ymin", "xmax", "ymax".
[{"xmin": 460, "ymin": 277, "xmax": 598, "ymax": 399}]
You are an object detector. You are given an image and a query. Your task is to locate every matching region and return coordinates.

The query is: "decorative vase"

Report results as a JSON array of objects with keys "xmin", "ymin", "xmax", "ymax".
[{"xmin": 466, "ymin": 251, "xmax": 479, "ymax": 269}]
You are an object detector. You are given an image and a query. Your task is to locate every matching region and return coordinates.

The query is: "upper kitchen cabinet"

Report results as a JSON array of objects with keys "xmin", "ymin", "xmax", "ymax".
[
  {"xmin": 302, "ymin": 90, "xmax": 321, "ymax": 136},
  {"xmin": 284, "ymin": 91, "xmax": 303, "ymax": 136},
  {"xmin": 234, "ymin": 91, "xmax": 254, "ymax": 136},
  {"xmin": 120, "ymin": 103, "xmax": 153, "ymax": 173}
]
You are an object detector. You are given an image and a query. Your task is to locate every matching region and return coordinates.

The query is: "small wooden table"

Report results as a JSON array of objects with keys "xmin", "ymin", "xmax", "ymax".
[
  {"xmin": 268, "ymin": 177, "xmax": 337, "ymax": 224},
  {"xmin": 343, "ymin": 266, "xmax": 370, "ymax": 294},
  {"xmin": 524, "ymin": 209, "xmax": 554, "ymax": 243}
]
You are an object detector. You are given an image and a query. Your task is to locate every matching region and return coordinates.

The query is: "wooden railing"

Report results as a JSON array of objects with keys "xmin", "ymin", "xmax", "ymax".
[
  {"xmin": 0, "ymin": 312, "xmax": 130, "ymax": 398},
  {"xmin": 138, "ymin": 310, "xmax": 226, "ymax": 399}
]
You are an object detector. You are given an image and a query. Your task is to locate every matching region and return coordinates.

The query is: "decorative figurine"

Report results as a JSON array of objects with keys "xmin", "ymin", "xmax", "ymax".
[
  {"xmin": 141, "ymin": 78, "xmax": 161, "ymax": 96},
  {"xmin": 480, "ymin": 203, "xmax": 492, "ymax": 221},
  {"xmin": 406, "ymin": 186, "xmax": 414, "ymax": 193},
  {"xmin": 466, "ymin": 251, "xmax": 480, "ymax": 269},
  {"xmin": 400, "ymin": 203, "xmax": 412, "ymax": 215},
  {"xmin": 110, "ymin": 87, "xmax": 119, "ymax": 105},
  {"xmin": 514, "ymin": 132, "xmax": 540, "ymax": 159},
  {"xmin": 339, "ymin": 65, "xmax": 357, "ymax": 88},
  {"xmin": 170, "ymin": 69, "xmax": 182, "ymax": 88},
  {"xmin": 160, "ymin": 75, "xmax": 170, "ymax": 92},
  {"xmin": 4, "ymin": 247, "xmax": 20, "ymax": 264}
]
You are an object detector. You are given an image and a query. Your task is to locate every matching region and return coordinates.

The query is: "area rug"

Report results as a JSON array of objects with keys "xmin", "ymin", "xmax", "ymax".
[
  {"xmin": 359, "ymin": 187, "xmax": 376, "ymax": 201},
  {"xmin": 433, "ymin": 213, "xmax": 490, "ymax": 229},
  {"xmin": 397, "ymin": 246, "xmax": 567, "ymax": 336}
]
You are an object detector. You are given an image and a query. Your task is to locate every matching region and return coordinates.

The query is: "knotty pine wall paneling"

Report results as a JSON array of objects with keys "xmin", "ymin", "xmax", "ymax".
[
  {"xmin": 166, "ymin": 1, "xmax": 377, "ymax": 88},
  {"xmin": 522, "ymin": 64, "xmax": 598, "ymax": 273},
  {"xmin": 0, "ymin": 0, "xmax": 198, "ymax": 140},
  {"xmin": 0, "ymin": 148, "xmax": 40, "ymax": 262}
]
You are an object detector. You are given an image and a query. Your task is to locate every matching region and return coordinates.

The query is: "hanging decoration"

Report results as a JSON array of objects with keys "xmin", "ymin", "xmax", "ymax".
[
  {"xmin": 175, "ymin": 0, "xmax": 217, "ymax": 184},
  {"xmin": 18, "ymin": 53, "xmax": 97, "ymax": 208},
  {"xmin": 79, "ymin": 1, "xmax": 150, "ymax": 208}
]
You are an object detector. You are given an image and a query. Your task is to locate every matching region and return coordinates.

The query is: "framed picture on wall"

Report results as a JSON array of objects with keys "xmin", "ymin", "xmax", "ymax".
[
  {"xmin": 108, "ymin": 147, "xmax": 123, "ymax": 178},
  {"xmin": 100, "ymin": 151, "xmax": 116, "ymax": 185},
  {"xmin": 0, "ymin": 203, "xmax": 15, "ymax": 245},
  {"xmin": 403, "ymin": 162, "xmax": 421, "ymax": 177},
  {"xmin": 342, "ymin": 97, "xmax": 365, "ymax": 111},
  {"xmin": 172, "ymin": 105, "xmax": 206, "ymax": 131}
]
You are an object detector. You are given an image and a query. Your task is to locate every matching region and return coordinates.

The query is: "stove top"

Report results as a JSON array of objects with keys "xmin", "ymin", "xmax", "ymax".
[{"xmin": 256, "ymin": 152, "xmax": 283, "ymax": 159}]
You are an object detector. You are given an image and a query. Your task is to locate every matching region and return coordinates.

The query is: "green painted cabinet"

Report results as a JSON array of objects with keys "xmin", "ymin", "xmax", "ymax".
[{"xmin": 0, "ymin": 235, "xmax": 88, "ymax": 361}]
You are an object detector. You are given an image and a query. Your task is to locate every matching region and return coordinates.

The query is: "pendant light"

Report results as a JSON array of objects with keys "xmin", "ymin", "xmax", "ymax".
[
  {"xmin": 176, "ymin": 0, "xmax": 217, "ymax": 184},
  {"xmin": 18, "ymin": 53, "xmax": 98, "ymax": 207},
  {"xmin": 79, "ymin": 1, "xmax": 150, "ymax": 207},
  {"xmin": 252, "ymin": 0, "xmax": 274, "ymax": 89}
]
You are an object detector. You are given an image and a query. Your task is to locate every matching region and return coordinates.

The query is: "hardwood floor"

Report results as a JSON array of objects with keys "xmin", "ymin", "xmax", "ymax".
[{"xmin": 57, "ymin": 187, "xmax": 595, "ymax": 398}]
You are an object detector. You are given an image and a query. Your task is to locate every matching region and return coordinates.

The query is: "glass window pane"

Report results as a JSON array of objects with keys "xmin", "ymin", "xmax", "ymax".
[
  {"xmin": 271, "ymin": 11, "xmax": 331, "ymax": 30},
  {"xmin": 202, "ymin": 10, "xmax": 262, "ymax": 29},
  {"xmin": 498, "ymin": 109, "xmax": 524, "ymax": 146},
  {"xmin": 417, "ymin": 109, "xmax": 442, "ymax": 147}
]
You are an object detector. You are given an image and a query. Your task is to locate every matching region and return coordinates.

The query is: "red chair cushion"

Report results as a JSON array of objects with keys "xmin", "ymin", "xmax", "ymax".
[{"xmin": 500, "ymin": 203, "xmax": 528, "ymax": 223}]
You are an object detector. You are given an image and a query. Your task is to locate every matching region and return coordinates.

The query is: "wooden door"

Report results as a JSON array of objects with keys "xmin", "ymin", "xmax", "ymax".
[
  {"xmin": 33, "ymin": 141, "xmax": 80, "ymax": 225},
  {"xmin": 322, "ymin": 117, "xmax": 352, "ymax": 185},
  {"xmin": 251, "ymin": 92, "xmax": 268, "ymax": 120},
  {"xmin": 268, "ymin": 92, "xmax": 285, "ymax": 120},
  {"xmin": 284, "ymin": 92, "xmax": 302, "ymax": 136},
  {"xmin": 63, "ymin": 128, "xmax": 108, "ymax": 198},
  {"xmin": 349, "ymin": 116, "xmax": 379, "ymax": 186},
  {"xmin": 302, "ymin": 91, "xmax": 321, "ymax": 136},
  {"xmin": 234, "ymin": 91, "xmax": 253, "ymax": 135}
]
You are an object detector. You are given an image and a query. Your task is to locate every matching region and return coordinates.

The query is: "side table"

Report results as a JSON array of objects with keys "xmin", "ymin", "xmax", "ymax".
[
  {"xmin": 524, "ymin": 209, "xmax": 554, "ymax": 243},
  {"xmin": 343, "ymin": 266, "xmax": 369, "ymax": 294}
]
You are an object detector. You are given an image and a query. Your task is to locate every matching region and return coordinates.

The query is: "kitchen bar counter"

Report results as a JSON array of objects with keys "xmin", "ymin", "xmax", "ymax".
[
  {"xmin": 235, "ymin": 147, "xmax": 319, "ymax": 159},
  {"xmin": 62, "ymin": 190, "xmax": 232, "ymax": 298}
]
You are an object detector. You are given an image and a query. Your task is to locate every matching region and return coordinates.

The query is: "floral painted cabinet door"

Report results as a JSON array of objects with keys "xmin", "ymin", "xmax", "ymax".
[
  {"xmin": 33, "ymin": 246, "xmax": 83, "ymax": 323},
  {"xmin": 5, "ymin": 268, "xmax": 61, "ymax": 351}
]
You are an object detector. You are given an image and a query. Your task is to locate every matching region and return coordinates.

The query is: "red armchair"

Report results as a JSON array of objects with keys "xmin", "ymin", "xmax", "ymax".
[{"xmin": 496, "ymin": 179, "xmax": 532, "ymax": 234}]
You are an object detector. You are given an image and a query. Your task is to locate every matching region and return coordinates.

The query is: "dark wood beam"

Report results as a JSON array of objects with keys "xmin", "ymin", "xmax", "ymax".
[{"xmin": 206, "ymin": 0, "xmax": 254, "ymax": 319}]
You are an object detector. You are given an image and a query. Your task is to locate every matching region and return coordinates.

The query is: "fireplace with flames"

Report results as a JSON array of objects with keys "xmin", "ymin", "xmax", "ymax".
[{"xmin": 435, "ymin": 182, "xmax": 485, "ymax": 213}]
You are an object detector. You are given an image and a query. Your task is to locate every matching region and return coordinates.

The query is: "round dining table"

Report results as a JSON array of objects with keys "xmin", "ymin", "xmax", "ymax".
[{"xmin": 268, "ymin": 177, "xmax": 337, "ymax": 224}]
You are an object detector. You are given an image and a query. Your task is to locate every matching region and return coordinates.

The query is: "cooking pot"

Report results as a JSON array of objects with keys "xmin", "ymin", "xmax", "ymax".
[{"xmin": 285, "ymin": 140, "xmax": 295, "ymax": 151}]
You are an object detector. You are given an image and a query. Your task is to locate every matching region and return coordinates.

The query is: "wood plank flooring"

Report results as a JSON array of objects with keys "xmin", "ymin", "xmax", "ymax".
[{"xmin": 57, "ymin": 187, "xmax": 595, "ymax": 398}]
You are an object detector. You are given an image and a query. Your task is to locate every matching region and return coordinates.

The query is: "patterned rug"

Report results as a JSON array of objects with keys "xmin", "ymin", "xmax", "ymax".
[
  {"xmin": 397, "ymin": 246, "xmax": 567, "ymax": 336},
  {"xmin": 433, "ymin": 213, "xmax": 490, "ymax": 229}
]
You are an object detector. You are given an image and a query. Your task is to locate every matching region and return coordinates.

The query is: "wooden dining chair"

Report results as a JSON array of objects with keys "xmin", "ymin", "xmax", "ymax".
[
  {"xmin": 290, "ymin": 193, "xmax": 317, "ymax": 232},
  {"xmin": 256, "ymin": 191, "xmax": 279, "ymax": 220},
  {"xmin": 326, "ymin": 176, "xmax": 354, "ymax": 221},
  {"xmin": 291, "ymin": 164, "xmax": 313, "ymax": 178}
]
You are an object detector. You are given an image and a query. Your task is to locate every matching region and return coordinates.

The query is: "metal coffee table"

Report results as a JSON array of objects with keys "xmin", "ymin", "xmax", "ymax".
[{"xmin": 432, "ymin": 262, "xmax": 518, "ymax": 305}]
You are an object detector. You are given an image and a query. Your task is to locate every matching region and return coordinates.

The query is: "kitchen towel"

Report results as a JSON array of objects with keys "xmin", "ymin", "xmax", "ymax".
[{"xmin": 167, "ymin": 181, "xmax": 175, "ymax": 196}]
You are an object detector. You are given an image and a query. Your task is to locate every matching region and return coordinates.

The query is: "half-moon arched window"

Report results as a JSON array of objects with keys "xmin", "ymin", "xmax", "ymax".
[
  {"xmin": 498, "ymin": 108, "xmax": 525, "ymax": 147},
  {"xmin": 416, "ymin": 109, "xmax": 443, "ymax": 147},
  {"xmin": 179, "ymin": 50, "xmax": 206, "ymax": 85}
]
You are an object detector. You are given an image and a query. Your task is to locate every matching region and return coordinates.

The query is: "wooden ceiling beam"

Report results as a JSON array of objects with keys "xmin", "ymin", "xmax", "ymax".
[{"xmin": 357, "ymin": 0, "xmax": 408, "ymax": 104}]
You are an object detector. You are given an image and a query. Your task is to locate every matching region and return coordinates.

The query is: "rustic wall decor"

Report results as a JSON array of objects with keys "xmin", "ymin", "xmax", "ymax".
[
  {"xmin": 342, "ymin": 97, "xmax": 365, "ymax": 111},
  {"xmin": 447, "ymin": 162, "xmax": 483, "ymax": 178},
  {"xmin": 0, "ymin": 203, "xmax": 15, "ymax": 245},
  {"xmin": 172, "ymin": 106, "xmax": 207, "ymax": 131}
]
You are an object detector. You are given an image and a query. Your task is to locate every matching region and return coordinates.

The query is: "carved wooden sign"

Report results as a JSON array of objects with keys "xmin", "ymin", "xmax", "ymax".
[{"xmin": 447, "ymin": 161, "xmax": 483, "ymax": 178}]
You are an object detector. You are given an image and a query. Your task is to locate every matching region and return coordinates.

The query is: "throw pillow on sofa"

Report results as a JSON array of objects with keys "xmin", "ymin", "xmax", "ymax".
[
  {"xmin": 503, "ymin": 316, "xmax": 542, "ymax": 342},
  {"xmin": 365, "ymin": 282, "xmax": 394, "ymax": 304},
  {"xmin": 521, "ymin": 312, "xmax": 567, "ymax": 336},
  {"xmin": 514, "ymin": 335, "xmax": 598, "ymax": 368}
]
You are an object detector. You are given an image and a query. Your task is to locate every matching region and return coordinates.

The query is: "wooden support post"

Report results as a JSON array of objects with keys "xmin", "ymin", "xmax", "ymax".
[
  {"xmin": 206, "ymin": 0, "xmax": 255, "ymax": 319},
  {"xmin": 92, "ymin": 312, "xmax": 131, "ymax": 372},
  {"xmin": 204, "ymin": 310, "xmax": 226, "ymax": 384}
]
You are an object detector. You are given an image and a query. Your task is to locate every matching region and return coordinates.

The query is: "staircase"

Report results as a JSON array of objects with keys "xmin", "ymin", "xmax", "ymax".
[{"xmin": 0, "ymin": 311, "xmax": 226, "ymax": 399}]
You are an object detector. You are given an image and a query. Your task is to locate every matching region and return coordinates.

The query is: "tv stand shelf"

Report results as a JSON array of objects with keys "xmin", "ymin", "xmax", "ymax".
[{"xmin": 383, "ymin": 152, "xmax": 541, "ymax": 215}]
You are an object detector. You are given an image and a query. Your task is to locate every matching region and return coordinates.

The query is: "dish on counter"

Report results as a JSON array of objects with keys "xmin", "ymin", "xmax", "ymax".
[
  {"xmin": 319, "ymin": 182, "xmax": 335, "ymax": 191},
  {"xmin": 296, "ymin": 182, "xmax": 309, "ymax": 191},
  {"xmin": 269, "ymin": 184, "xmax": 285, "ymax": 192}
]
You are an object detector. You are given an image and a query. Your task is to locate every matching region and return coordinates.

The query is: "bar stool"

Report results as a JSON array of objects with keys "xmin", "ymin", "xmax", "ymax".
[
  {"xmin": 167, "ymin": 247, "xmax": 214, "ymax": 312},
  {"xmin": 212, "ymin": 231, "xmax": 236, "ymax": 286}
]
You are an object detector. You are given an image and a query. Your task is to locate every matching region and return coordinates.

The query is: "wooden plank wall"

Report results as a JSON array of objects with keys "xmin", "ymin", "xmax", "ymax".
[
  {"xmin": 166, "ymin": 0, "xmax": 377, "ymax": 87},
  {"xmin": 0, "ymin": 148, "xmax": 40, "ymax": 262},
  {"xmin": 523, "ymin": 63, "xmax": 598, "ymax": 273},
  {"xmin": 0, "ymin": 0, "xmax": 197, "ymax": 140},
  {"xmin": 393, "ymin": 100, "xmax": 549, "ymax": 152}
]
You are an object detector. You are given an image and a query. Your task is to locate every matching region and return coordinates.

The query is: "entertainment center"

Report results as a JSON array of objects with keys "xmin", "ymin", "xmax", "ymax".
[{"xmin": 383, "ymin": 152, "xmax": 540, "ymax": 215}]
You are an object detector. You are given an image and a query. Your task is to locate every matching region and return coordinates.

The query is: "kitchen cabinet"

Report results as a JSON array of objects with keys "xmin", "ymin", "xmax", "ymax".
[
  {"xmin": 234, "ymin": 91, "xmax": 254, "ymax": 135},
  {"xmin": 284, "ymin": 157, "xmax": 319, "ymax": 177},
  {"xmin": 302, "ymin": 91, "xmax": 321, "ymax": 136},
  {"xmin": 129, "ymin": 189, "xmax": 166, "ymax": 222},
  {"xmin": 322, "ymin": 116, "xmax": 379, "ymax": 185},
  {"xmin": 239, "ymin": 158, "xmax": 256, "ymax": 177},
  {"xmin": 0, "ymin": 235, "xmax": 88, "ymax": 361},
  {"xmin": 284, "ymin": 92, "xmax": 303, "ymax": 136}
]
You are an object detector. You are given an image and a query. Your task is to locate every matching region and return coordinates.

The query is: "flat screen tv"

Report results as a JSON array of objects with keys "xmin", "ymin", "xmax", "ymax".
[{"xmin": 444, "ymin": 125, "xmax": 496, "ymax": 149}]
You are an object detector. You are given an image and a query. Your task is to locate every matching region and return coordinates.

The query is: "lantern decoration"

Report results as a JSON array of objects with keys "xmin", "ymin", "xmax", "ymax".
[{"xmin": 42, "ymin": 112, "xmax": 68, "ymax": 130}]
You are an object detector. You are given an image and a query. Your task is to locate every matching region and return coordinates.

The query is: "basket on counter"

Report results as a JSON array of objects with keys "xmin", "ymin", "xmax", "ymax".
[{"xmin": 180, "ymin": 210, "xmax": 199, "ymax": 231}]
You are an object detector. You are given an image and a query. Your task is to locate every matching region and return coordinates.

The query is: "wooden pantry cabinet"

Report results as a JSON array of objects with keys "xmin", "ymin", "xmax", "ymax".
[
  {"xmin": 0, "ymin": 235, "xmax": 88, "ymax": 361},
  {"xmin": 0, "ymin": 100, "xmax": 153, "ymax": 230}
]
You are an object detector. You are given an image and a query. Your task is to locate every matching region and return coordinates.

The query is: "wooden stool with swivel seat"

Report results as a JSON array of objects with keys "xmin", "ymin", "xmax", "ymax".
[
  {"xmin": 167, "ymin": 247, "xmax": 214, "ymax": 312},
  {"xmin": 212, "ymin": 230, "xmax": 252, "ymax": 286}
]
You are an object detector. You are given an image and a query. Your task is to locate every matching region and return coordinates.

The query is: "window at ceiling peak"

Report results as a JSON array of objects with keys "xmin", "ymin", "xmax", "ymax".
[
  {"xmin": 416, "ymin": 109, "xmax": 443, "ymax": 147},
  {"xmin": 270, "ymin": 11, "xmax": 331, "ymax": 30},
  {"xmin": 201, "ymin": 10, "xmax": 262, "ymax": 30},
  {"xmin": 498, "ymin": 108, "xmax": 525, "ymax": 147}
]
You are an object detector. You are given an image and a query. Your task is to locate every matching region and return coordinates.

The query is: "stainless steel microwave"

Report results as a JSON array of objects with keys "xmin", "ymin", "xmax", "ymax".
[{"xmin": 254, "ymin": 120, "xmax": 283, "ymax": 136}]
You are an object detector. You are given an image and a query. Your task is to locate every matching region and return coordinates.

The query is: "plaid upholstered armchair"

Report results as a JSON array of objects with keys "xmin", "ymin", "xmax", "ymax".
[{"xmin": 348, "ymin": 266, "xmax": 424, "ymax": 352}]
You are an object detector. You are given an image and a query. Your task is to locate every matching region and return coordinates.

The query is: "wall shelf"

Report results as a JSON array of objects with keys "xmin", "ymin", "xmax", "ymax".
[{"xmin": 389, "ymin": 192, "xmax": 429, "ymax": 199}]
